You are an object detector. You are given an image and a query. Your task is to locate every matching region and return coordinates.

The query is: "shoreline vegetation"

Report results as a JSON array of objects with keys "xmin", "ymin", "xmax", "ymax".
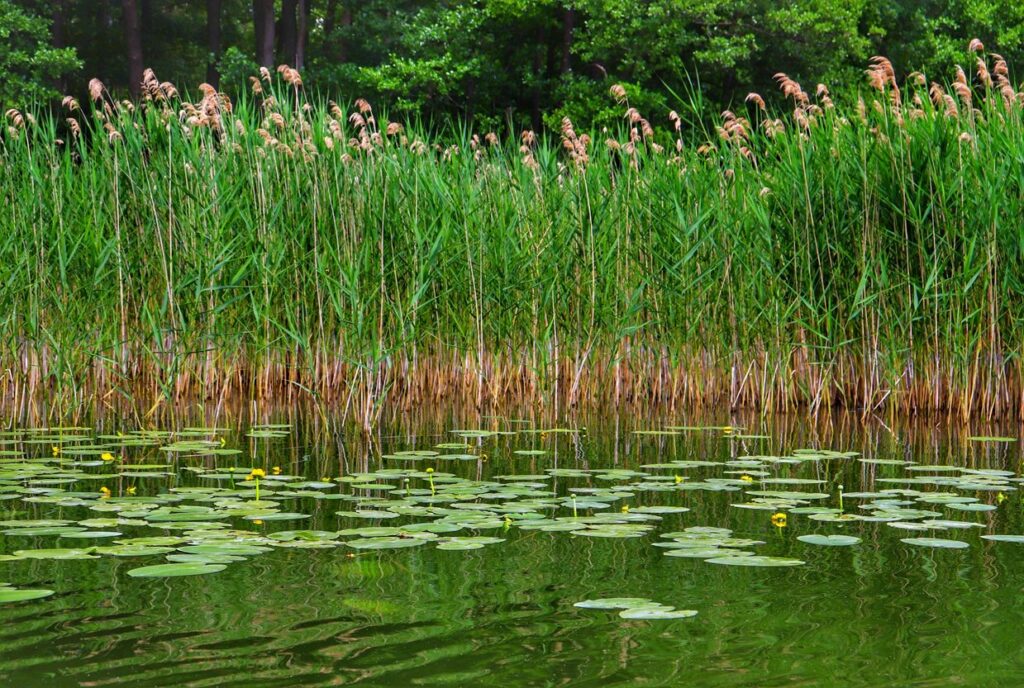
[{"xmin": 2, "ymin": 45, "xmax": 1024, "ymax": 425}]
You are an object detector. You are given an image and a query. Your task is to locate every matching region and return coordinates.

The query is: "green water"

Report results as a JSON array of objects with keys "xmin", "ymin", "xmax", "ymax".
[{"xmin": 1, "ymin": 413, "xmax": 1023, "ymax": 687}]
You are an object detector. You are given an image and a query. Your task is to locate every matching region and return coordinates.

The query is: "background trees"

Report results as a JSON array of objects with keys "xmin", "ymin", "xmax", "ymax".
[{"xmin": 3, "ymin": 0, "xmax": 1023, "ymax": 129}]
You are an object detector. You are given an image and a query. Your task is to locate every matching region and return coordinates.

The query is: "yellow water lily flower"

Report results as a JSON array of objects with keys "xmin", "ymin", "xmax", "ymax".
[
  {"xmin": 252, "ymin": 519, "xmax": 264, "ymax": 525},
  {"xmin": 248, "ymin": 468, "xmax": 266, "ymax": 480},
  {"xmin": 770, "ymin": 512, "xmax": 787, "ymax": 528},
  {"xmin": 51, "ymin": 446, "xmax": 60, "ymax": 456},
  {"xmin": 674, "ymin": 475, "xmax": 683, "ymax": 484},
  {"xmin": 740, "ymin": 474, "xmax": 754, "ymax": 483},
  {"xmin": 271, "ymin": 466, "xmax": 282, "ymax": 475},
  {"xmin": 126, "ymin": 486, "xmax": 137, "ymax": 496},
  {"xmin": 101, "ymin": 452, "xmax": 115, "ymax": 462},
  {"xmin": 99, "ymin": 486, "xmax": 111, "ymax": 498},
  {"xmin": 321, "ymin": 476, "xmax": 332, "ymax": 482},
  {"xmin": 621, "ymin": 505, "xmax": 630, "ymax": 514}
]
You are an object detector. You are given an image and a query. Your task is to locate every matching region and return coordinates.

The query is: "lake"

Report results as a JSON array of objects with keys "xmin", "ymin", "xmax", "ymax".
[{"xmin": 0, "ymin": 410, "xmax": 1022, "ymax": 687}]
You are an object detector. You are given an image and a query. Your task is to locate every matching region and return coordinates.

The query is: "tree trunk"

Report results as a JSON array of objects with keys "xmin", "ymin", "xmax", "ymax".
[
  {"xmin": 52, "ymin": 0, "xmax": 69, "ymax": 92},
  {"xmin": 560, "ymin": 7, "xmax": 575, "ymax": 74},
  {"xmin": 324, "ymin": 0, "xmax": 337, "ymax": 36},
  {"xmin": 340, "ymin": 5, "xmax": 352, "ymax": 61},
  {"xmin": 121, "ymin": 0, "xmax": 144, "ymax": 97},
  {"xmin": 280, "ymin": 0, "xmax": 297, "ymax": 66},
  {"xmin": 254, "ymin": 0, "xmax": 275, "ymax": 68},
  {"xmin": 296, "ymin": 0, "xmax": 310, "ymax": 70},
  {"xmin": 206, "ymin": 0, "xmax": 222, "ymax": 86}
]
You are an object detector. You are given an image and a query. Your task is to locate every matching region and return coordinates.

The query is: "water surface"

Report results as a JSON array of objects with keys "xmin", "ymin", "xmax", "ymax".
[{"xmin": 1, "ymin": 412, "xmax": 1022, "ymax": 687}]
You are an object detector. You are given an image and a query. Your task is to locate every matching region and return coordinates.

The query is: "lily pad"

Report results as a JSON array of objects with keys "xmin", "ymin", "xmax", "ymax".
[
  {"xmin": 127, "ymin": 563, "xmax": 227, "ymax": 577},
  {"xmin": 707, "ymin": 556, "xmax": 805, "ymax": 567},
  {"xmin": 0, "ymin": 588, "xmax": 54, "ymax": 603},
  {"xmin": 797, "ymin": 534, "xmax": 861, "ymax": 546},
  {"xmin": 900, "ymin": 537, "xmax": 969, "ymax": 549},
  {"xmin": 574, "ymin": 597, "xmax": 654, "ymax": 609},
  {"xmin": 981, "ymin": 534, "xmax": 1024, "ymax": 543},
  {"xmin": 619, "ymin": 606, "xmax": 698, "ymax": 620}
]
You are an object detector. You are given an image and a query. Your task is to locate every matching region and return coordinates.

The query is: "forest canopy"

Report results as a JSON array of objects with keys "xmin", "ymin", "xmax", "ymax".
[{"xmin": 4, "ymin": 0, "xmax": 1023, "ymax": 130}]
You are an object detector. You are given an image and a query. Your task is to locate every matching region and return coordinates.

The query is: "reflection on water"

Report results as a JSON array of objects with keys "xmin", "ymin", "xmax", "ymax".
[{"xmin": 1, "ymin": 410, "xmax": 1024, "ymax": 687}]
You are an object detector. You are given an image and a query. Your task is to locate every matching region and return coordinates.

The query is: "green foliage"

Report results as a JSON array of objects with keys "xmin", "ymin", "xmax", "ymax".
[
  {"xmin": 217, "ymin": 46, "xmax": 259, "ymax": 96},
  {"xmin": 0, "ymin": 1, "xmax": 79, "ymax": 106},
  {"xmin": 7, "ymin": 0, "xmax": 1024, "ymax": 130}
]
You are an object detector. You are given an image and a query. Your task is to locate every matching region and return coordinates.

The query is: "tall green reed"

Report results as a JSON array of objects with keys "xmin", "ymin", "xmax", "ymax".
[{"xmin": 0, "ymin": 54, "xmax": 1022, "ymax": 423}]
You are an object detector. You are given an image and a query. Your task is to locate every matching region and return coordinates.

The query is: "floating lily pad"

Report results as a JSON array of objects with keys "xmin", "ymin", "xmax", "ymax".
[
  {"xmin": 981, "ymin": 534, "xmax": 1024, "ymax": 543},
  {"xmin": 12, "ymin": 548, "xmax": 98, "ymax": 560},
  {"xmin": 797, "ymin": 534, "xmax": 861, "ymax": 546},
  {"xmin": 707, "ymin": 556, "xmax": 805, "ymax": 567},
  {"xmin": 619, "ymin": 606, "xmax": 698, "ymax": 619},
  {"xmin": 573, "ymin": 598, "xmax": 654, "ymax": 609},
  {"xmin": 127, "ymin": 563, "xmax": 227, "ymax": 577},
  {"xmin": 0, "ymin": 588, "xmax": 54, "ymax": 603},
  {"xmin": 900, "ymin": 537, "xmax": 969, "ymax": 549}
]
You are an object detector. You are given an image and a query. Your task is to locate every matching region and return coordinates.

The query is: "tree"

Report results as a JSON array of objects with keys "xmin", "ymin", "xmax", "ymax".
[
  {"xmin": 121, "ymin": 0, "xmax": 144, "ymax": 97},
  {"xmin": 207, "ymin": 0, "xmax": 222, "ymax": 86},
  {"xmin": 280, "ymin": 0, "xmax": 297, "ymax": 66},
  {"xmin": 254, "ymin": 0, "xmax": 275, "ymax": 68},
  {"xmin": 0, "ymin": 0, "xmax": 80, "ymax": 106}
]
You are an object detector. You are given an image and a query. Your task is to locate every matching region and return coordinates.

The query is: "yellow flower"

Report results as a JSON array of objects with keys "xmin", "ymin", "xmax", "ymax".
[
  {"xmin": 426, "ymin": 467, "xmax": 434, "ymax": 474},
  {"xmin": 249, "ymin": 468, "xmax": 266, "ymax": 479},
  {"xmin": 252, "ymin": 519, "xmax": 264, "ymax": 525},
  {"xmin": 321, "ymin": 476, "xmax": 332, "ymax": 482},
  {"xmin": 770, "ymin": 512, "xmax": 787, "ymax": 528},
  {"xmin": 126, "ymin": 486, "xmax": 137, "ymax": 496},
  {"xmin": 620, "ymin": 505, "xmax": 630, "ymax": 514},
  {"xmin": 674, "ymin": 475, "xmax": 683, "ymax": 484},
  {"xmin": 220, "ymin": 437, "xmax": 226, "ymax": 447},
  {"xmin": 740, "ymin": 474, "xmax": 754, "ymax": 483},
  {"xmin": 271, "ymin": 466, "xmax": 282, "ymax": 475},
  {"xmin": 99, "ymin": 486, "xmax": 111, "ymax": 498},
  {"xmin": 101, "ymin": 452, "xmax": 115, "ymax": 462},
  {"xmin": 51, "ymin": 446, "xmax": 60, "ymax": 456}
]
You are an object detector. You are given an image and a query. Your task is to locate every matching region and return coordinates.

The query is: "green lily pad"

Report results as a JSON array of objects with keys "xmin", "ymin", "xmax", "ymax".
[
  {"xmin": 127, "ymin": 563, "xmax": 227, "ymax": 577},
  {"xmin": 574, "ymin": 598, "xmax": 654, "ymax": 609},
  {"xmin": 900, "ymin": 537, "xmax": 969, "ymax": 549},
  {"xmin": 707, "ymin": 556, "xmax": 805, "ymax": 567},
  {"xmin": 797, "ymin": 534, "xmax": 861, "ymax": 546},
  {"xmin": 12, "ymin": 548, "xmax": 98, "ymax": 560},
  {"xmin": 0, "ymin": 588, "xmax": 54, "ymax": 603},
  {"xmin": 981, "ymin": 534, "xmax": 1024, "ymax": 543},
  {"xmin": 619, "ymin": 606, "xmax": 698, "ymax": 619}
]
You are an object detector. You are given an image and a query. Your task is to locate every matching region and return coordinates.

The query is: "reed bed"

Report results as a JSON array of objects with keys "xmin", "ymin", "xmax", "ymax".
[{"xmin": 2, "ymin": 48, "xmax": 1023, "ymax": 425}]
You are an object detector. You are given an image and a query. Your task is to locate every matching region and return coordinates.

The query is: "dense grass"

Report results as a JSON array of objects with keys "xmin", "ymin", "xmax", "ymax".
[{"xmin": 1, "ymin": 58, "xmax": 1023, "ymax": 423}]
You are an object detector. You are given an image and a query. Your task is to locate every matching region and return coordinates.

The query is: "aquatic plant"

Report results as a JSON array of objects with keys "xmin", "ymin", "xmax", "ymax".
[{"xmin": 1, "ymin": 42, "xmax": 1024, "ymax": 423}]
